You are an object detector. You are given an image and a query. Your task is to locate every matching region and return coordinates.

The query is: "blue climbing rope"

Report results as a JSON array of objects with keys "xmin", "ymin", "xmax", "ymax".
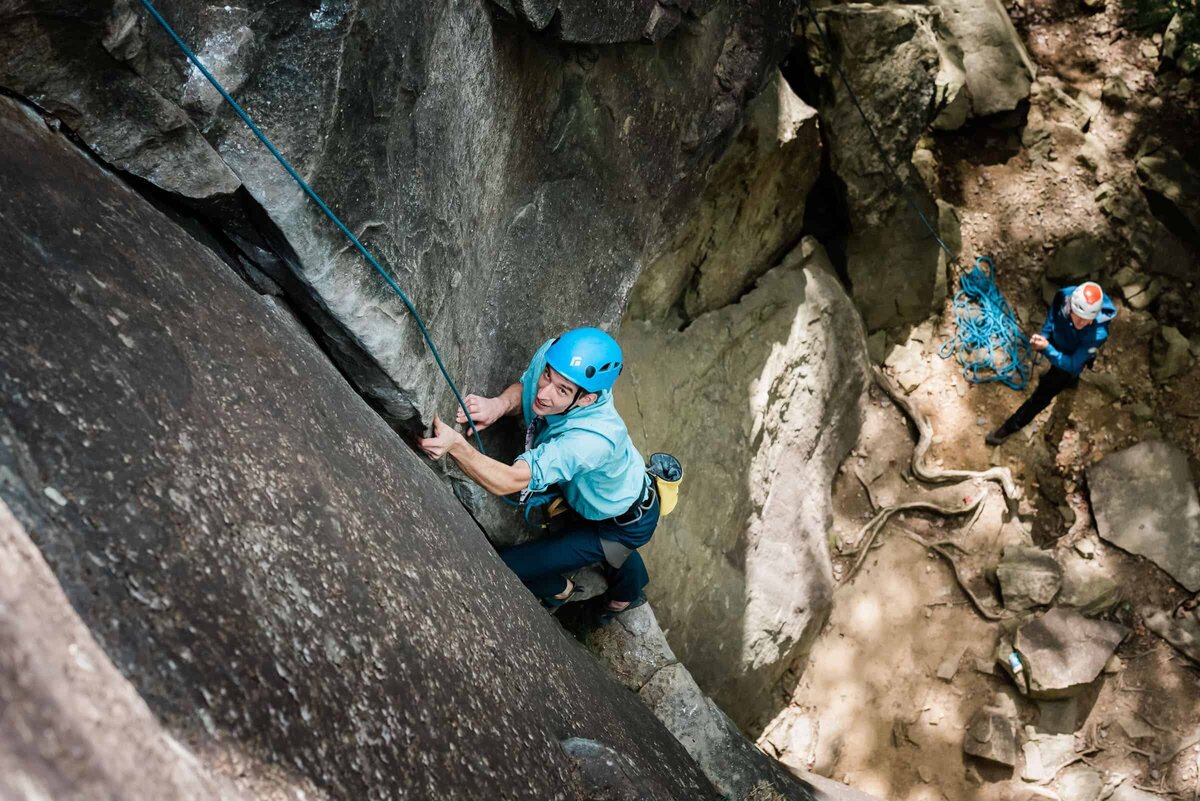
[
  {"xmin": 938, "ymin": 257, "xmax": 1034, "ymax": 389},
  {"xmin": 136, "ymin": 0, "xmax": 488, "ymax": 451}
]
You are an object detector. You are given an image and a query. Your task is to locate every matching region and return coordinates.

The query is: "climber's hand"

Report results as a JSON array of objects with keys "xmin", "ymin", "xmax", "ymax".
[
  {"xmin": 455, "ymin": 394, "xmax": 502, "ymax": 432},
  {"xmin": 418, "ymin": 416, "xmax": 462, "ymax": 460},
  {"xmin": 1030, "ymin": 334, "xmax": 1049, "ymax": 351}
]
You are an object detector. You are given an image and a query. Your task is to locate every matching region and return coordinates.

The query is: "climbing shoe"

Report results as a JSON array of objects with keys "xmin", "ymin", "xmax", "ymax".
[
  {"xmin": 593, "ymin": 594, "xmax": 648, "ymax": 627},
  {"xmin": 985, "ymin": 427, "xmax": 1011, "ymax": 447}
]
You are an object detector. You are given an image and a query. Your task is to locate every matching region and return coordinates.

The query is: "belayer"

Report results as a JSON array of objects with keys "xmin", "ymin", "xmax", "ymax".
[
  {"xmin": 985, "ymin": 282, "xmax": 1117, "ymax": 445},
  {"xmin": 418, "ymin": 327, "xmax": 659, "ymax": 616}
]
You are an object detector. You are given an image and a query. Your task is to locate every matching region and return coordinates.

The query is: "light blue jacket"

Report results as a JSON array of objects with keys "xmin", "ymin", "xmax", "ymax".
[{"xmin": 516, "ymin": 339, "xmax": 646, "ymax": 521}]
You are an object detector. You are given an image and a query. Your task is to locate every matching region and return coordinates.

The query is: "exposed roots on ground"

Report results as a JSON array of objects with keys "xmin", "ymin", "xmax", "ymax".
[
  {"xmin": 841, "ymin": 490, "xmax": 985, "ymax": 586},
  {"xmin": 900, "ymin": 531, "xmax": 1010, "ymax": 622},
  {"xmin": 873, "ymin": 367, "xmax": 1020, "ymax": 501}
]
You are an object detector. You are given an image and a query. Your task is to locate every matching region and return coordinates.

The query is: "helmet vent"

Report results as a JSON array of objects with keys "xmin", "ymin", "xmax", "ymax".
[{"xmin": 585, "ymin": 366, "xmax": 596, "ymax": 379}]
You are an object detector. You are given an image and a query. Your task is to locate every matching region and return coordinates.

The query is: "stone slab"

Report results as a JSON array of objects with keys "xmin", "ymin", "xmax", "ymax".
[
  {"xmin": 1015, "ymin": 609, "xmax": 1128, "ymax": 699},
  {"xmin": 1089, "ymin": 442, "xmax": 1200, "ymax": 591}
]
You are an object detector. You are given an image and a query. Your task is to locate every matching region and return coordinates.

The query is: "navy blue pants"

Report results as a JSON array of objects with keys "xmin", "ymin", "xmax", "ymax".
[{"xmin": 500, "ymin": 496, "xmax": 658, "ymax": 603}]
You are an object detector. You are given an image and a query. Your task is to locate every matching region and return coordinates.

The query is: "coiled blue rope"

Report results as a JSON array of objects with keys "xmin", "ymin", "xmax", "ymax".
[
  {"xmin": 938, "ymin": 257, "xmax": 1033, "ymax": 389},
  {"xmin": 136, "ymin": 0, "xmax": 488, "ymax": 451}
]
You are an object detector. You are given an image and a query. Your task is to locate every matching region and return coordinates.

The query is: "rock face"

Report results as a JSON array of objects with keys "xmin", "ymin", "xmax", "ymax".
[
  {"xmin": 800, "ymin": 4, "xmax": 963, "ymax": 331},
  {"xmin": 1014, "ymin": 609, "xmax": 1128, "ymax": 699},
  {"xmin": 489, "ymin": 0, "xmax": 709, "ymax": 44},
  {"xmin": 629, "ymin": 71, "xmax": 821, "ymax": 322},
  {"xmin": 928, "ymin": 0, "xmax": 1036, "ymax": 117},
  {"xmin": 1136, "ymin": 137, "xmax": 1200, "ymax": 240},
  {"xmin": 0, "ymin": 0, "xmax": 797, "ymax": 441},
  {"xmin": 616, "ymin": 237, "xmax": 869, "ymax": 728},
  {"xmin": 0, "ymin": 96, "xmax": 721, "ymax": 801},
  {"xmin": 640, "ymin": 664, "xmax": 816, "ymax": 801},
  {"xmin": 1088, "ymin": 441, "xmax": 1200, "ymax": 592},
  {"xmin": 0, "ymin": 498, "xmax": 259, "ymax": 801},
  {"xmin": 577, "ymin": 607, "xmax": 819, "ymax": 801}
]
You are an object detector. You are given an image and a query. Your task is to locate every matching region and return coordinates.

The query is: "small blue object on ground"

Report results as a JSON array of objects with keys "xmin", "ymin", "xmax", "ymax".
[{"xmin": 939, "ymin": 257, "xmax": 1034, "ymax": 390}]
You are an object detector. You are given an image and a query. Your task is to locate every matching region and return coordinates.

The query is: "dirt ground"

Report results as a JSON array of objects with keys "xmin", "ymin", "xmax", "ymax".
[{"xmin": 758, "ymin": 0, "xmax": 1200, "ymax": 798}]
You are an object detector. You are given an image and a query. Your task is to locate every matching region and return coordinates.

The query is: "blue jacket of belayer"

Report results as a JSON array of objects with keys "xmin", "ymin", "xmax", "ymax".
[
  {"xmin": 1040, "ymin": 285, "xmax": 1117, "ymax": 376},
  {"xmin": 515, "ymin": 339, "xmax": 647, "ymax": 526}
]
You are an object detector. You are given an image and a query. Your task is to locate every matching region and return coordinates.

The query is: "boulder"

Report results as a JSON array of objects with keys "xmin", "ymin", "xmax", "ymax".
[
  {"xmin": 1102, "ymin": 75, "xmax": 1133, "ymax": 105},
  {"xmin": 1142, "ymin": 608, "xmax": 1200, "ymax": 666},
  {"xmin": 1057, "ymin": 552, "xmax": 1121, "ymax": 617},
  {"xmin": 963, "ymin": 696, "xmax": 1020, "ymax": 766},
  {"xmin": 0, "ymin": 95, "xmax": 721, "ymax": 800},
  {"xmin": 885, "ymin": 339, "xmax": 932, "ymax": 393},
  {"xmin": 615, "ymin": 238, "xmax": 869, "ymax": 728},
  {"xmin": 0, "ymin": 0, "xmax": 797, "ymax": 449},
  {"xmin": 1021, "ymin": 731, "xmax": 1079, "ymax": 782},
  {"xmin": 0, "ymin": 498, "xmax": 257, "ymax": 801},
  {"xmin": 927, "ymin": 0, "xmax": 1036, "ymax": 116},
  {"xmin": 800, "ymin": 4, "xmax": 963, "ymax": 330},
  {"xmin": 560, "ymin": 738, "xmax": 679, "ymax": 801},
  {"xmin": 1014, "ymin": 609, "xmax": 1128, "ymax": 699},
  {"xmin": 488, "ymin": 0, "xmax": 704, "ymax": 43},
  {"xmin": 628, "ymin": 71, "xmax": 822, "ymax": 322},
  {"xmin": 1045, "ymin": 234, "xmax": 1104, "ymax": 281},
  {"xmin": 1088, "ymin": 441, "xmax": 1200, "ymax": 592},
  {"xmin": 639, "ymin": 664, "xmax": 817, "ymax": 801},
  {"xmin": 996, "ymin": 546, "xmax": 1063, "ymax": 611},
  {"xmin": 1057, "ymin": 766, "xmax": 1104, "ymax": 801},
  {"xmin": 1151, "ymin": 325, "xmax": 1193, "ymax": 383},
  {"xmin": 1136, "ymin": 137, "xmax": 1200, "ymax": 238}
]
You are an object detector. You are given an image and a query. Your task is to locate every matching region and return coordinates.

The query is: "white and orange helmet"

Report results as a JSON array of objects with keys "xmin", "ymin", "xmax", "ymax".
[{"xmin": 1070, "ymin": 282, "xmax": 1104, "ymax": 321}]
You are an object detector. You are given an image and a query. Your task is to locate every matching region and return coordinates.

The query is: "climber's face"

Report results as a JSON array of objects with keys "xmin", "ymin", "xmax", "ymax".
[
  {"xmin": 534, "ymin": 365, "xmax": 596, "ymax": 416},
  {"xmin": 1069, "ymin": 311, "xmax": 1093, "ymax": 330}
]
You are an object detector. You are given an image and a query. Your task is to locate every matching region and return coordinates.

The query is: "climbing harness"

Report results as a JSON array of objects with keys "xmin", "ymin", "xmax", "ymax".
[
  {"xmin": 937, "ymin": 257, "xmax": 1034, "ymax": 389},
  {"xmin": 801, "ymin": 3, "xmax": 1033, "ymax": 390}
]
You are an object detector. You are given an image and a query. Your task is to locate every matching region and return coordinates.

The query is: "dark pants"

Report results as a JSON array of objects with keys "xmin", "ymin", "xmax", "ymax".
[
  {"xmin": 500, "ymin": 495, "xmax": 659, "ymax": 603},
  {"xmin": 999, "ymin": 366, "xmax": 1079, "ymax": 435}
]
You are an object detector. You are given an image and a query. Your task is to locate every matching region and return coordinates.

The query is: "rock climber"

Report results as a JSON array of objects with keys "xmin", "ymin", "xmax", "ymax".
[
  {"xmin": 417, "ymin": 327, "xmax": 657, "ymax": 616},
  {"xmin": 985, "ymin": 281, "xmax": 1117, "ymax": 446}
]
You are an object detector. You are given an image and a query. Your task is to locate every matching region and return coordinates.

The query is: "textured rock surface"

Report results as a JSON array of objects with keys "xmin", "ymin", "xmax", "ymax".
[
  {"xmin": 628, "ymin": 70, "xmax": 821, "ymax": 322},
  {"xmin": 489, "ymin": 0, "xmax": 713, "ymax": 43},
  {"xmin": 1136, "ymin": 137, "xmax": 1200, "ymax": 238},
  {"xmin": 801, "ymin": 4, "xmax": 962, "ymax": 331},
  {"xmin": 1142, "ymin": 608, "xmax": 1200, "ymax": 665},
  {"xmin": 963, "ymin": 696, "xmax": 1020, "ymax": 766},
  {"xmin": 0, "ymin": 0, "xmax": 797, "ymax": 444},
  {"xmin": 639, "ymin": 664, "xmax": 816, "ymax": 801},
  {"xmin": 616, "ymin": 237, "xmax": 869, "ymax": 727},
  {"xmin": 996, "ymin": 546, "xmax": 1063, "ymax": 612},
  {"xmin": 1014, "ymin": 609, "xmax": 1128, "ymax": 699},
  {"xmin": 0, "ymin": 95, "xmax": 720, "ymax": 801},
  {"xmin": 928, "ymin": 0, "xmax": 1036, "ymax": 117},
  {"xmin": 1088, "ymin": 441, "xmax": 1200, "ymax": 592},
  {"xmin": 578, "ymin": 608, "xmax": 821, "ymax": 801},
  {"xmin": 0, "ymin": 498, "xmax": 261, "ymax": 801}
]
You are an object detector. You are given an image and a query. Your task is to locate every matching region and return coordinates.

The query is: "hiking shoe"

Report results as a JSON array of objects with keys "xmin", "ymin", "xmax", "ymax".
[{"xmin": 985, "ymin": 427, "xmax": 1010, "ymax": 447}]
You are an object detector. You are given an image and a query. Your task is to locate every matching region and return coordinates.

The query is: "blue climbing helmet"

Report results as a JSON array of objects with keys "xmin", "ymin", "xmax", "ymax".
[{"xmin": 545, "ymin": 327, "xmax": 624, "ymax": 393}]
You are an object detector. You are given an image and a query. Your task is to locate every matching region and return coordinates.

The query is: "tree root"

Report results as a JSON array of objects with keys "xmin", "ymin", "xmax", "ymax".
[
  {"xmin": 901, "ymin": 530, "xmax": 1010, "ymax": 622},
  {"xmin": 873, "ymin": 367, "xmax": 1020, "ymax": 501},
  {"xmin": 842, "ymin": 491, "xmax": 984, "ymax": 585}
]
